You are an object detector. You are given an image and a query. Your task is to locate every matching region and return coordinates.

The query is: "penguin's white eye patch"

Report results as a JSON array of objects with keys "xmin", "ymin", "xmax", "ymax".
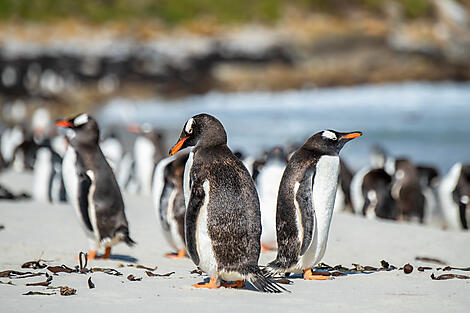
[
  {"xmin": 74, "ymin": 114, "xmax": 89, "ymax": 126},
  {"xmin": 185, "ymin": 118, "xmax": 194, "ymax": 134},
  {"xmin": 322, "ymin": 130, "xmax": 337, "ymax": 140}
]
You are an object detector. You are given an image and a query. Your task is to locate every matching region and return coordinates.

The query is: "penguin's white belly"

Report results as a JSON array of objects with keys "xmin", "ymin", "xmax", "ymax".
[
  {"xmin": 167, "ymin": 189, "xmax": 185, "ymax": 250},
  {"xmin": 62, "ymin": 147, "xmax": 95, "ymax": 240},
  {"xmin": 134, "ymin": 137, "xmax": 155, "ymax": 195},
  {"xmin": 195, "ymin": 180, "xmax": 218, "ymax": 278},
  {"xmin": 258, "ymin": 163, "xmax": 284, "ymax": 249},
  {"xmin": 350, "ymin": 166, "xmax": 369, "ymax": 214},
  {"xmin": 439, "ymin": 163, "xmax": 462, "ymax": 230},
  {"xmin": 33, "ymin": 148, "xmax": 52, "ymax": 202},
  {"xmin": 300, "ymin": 155, "xmax": 340, "ymax": 269}
]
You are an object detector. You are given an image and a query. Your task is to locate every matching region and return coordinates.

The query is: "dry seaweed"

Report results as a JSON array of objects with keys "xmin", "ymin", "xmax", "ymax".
[
  {"xmin": 59, "ymin": 286, "xmax": 76, "ymax": 296},
  {"xmin": 0, "ymin": 280, "xmax": 15, "ymax": 285},
  {"xmin": 136, "ymin": 265, "xmax": 158, "ymax": 271},
  {"xmin": 274, "ymin": 278, "xmax": 293, "ymax": 285},
  {"xmin": 89, "ymin": 268, "xmax": 122, "ymax": 276},
  {"xmin": 418, "ymin": 266, "xmax": 432, "ymax": 272},
  {"xmin": 431, "ymin": 273, "xmax": 470, "ymax": 280},
  {"xmin": 22, "ymin": 260, "xmax": 47, "ymax": 269},
  {"xmin": 332, "ymin": 271, "xmax": 347, "ymax": 277},
  {"xmin": 145, "ymin": 271, "xmax": 175, "ymax": 277},
  {"xmin": 23, "ymin": 291, "xmax": 55, "ymax": 296},
  {"xmin": 78, "ymin": 252, "xmax": 89, "ymax": 274},
  {"xmin": 26, "ymin": 275, "xmax": 52, "ymax": 286},
  {"xmin": 88, "ymin": 277, "xmax": 95, "ymax": 289},
  {"xmin": 190, "ymin": 269, "xmax": 203, "ymax": 275},
  {"xmin": 0, "ymin": 270, "xmax": 35, "ymax": 278},
  {"xmin": 47, "ymin": 265, "xmax": 77, "ymax": 274},
  {"xmin": 403, "ymin": 264, "xmax": 413, "ymax": 274},
  {"xmin": 127, "ymin": 274, "xmax": 142, "ymax": 281},
  {"xmin": 415, "ymin": 257, "xmax": 446, "ymax": 265}
]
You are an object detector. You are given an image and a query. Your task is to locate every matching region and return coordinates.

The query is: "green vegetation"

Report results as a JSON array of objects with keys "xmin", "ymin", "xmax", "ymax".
[{"xmin": 0, "ymin": 0, "xmax": 463, "ymax": 24}]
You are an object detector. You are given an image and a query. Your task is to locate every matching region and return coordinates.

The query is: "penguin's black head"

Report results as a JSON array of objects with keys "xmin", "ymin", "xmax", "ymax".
[
  {"xmin": 266, "ymin": 146, "xmax": 287, "ymax": 163},
  {"xmin": 56, "ymin": 113, "xmax": 100, "ymax": 147},
  {"xmin": 303, "ymin": 130, "xmax": 362, "ymax": 155},
  {"xmin": 169, "ymin": 113, "xmax": 227, "ymax": 155}
]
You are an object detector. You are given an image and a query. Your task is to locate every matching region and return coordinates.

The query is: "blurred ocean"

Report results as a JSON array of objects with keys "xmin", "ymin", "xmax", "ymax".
[{"xmin": 98, "ymin": 82, "xmax": 470, "ymax": 173}]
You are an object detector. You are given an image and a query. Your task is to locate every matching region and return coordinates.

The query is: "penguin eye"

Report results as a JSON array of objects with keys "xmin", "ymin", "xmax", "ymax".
[{"xmin": 187, "ymin": 128, "xmax": 193, "ymax": 134}]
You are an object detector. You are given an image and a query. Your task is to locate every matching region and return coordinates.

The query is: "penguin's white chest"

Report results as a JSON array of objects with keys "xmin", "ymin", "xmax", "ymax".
[
  {"xmin": 195, "ymin": 180, "xmax": 218, "ymax": 278},
  {"xmin": 300, "ymin": 155, "xmax": 340, "ymax": 269},
  {"xmin": 183, "ymin": 151, "xmax": 194, "ymax": 207}
]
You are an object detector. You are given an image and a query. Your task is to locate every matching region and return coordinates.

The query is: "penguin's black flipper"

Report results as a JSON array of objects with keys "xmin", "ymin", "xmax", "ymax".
[{"xmin": 247, "ymin": 266, "xmax": 290, "ymax": 293}]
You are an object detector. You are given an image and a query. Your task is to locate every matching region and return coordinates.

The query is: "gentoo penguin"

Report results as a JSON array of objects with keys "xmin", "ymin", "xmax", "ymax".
[
  {"xmin": 169, "ymin": 113, "xmax": 285, "ymax": 292},
  {"xmin": 391, "ymin": 158, "xmax": 425, "ymax": 223},
  {"xmin": 152, "ymin": 151, "xmax": 189, "ymax": 258},
  {"xmin": 57, "ymin": 113, "xmax": 135, "ymax": 259},
  {"xmin": 350, "ymin": 145, "xmax": 393, "ymax": 214},
  {"xmin": 334, "ymin": 159, "xmax": 354, "ymax": 213},
  {"xmin": 361, "ymin": 168, "xmax": 397, "ymax": 220},
  {"xmin": 439, "ymin": 163, "xmax": 470, "ymax": 230},
  {"xmin": 100, "ymin": 132, "xmax": 123, "ymax": 173},
  {"xmin": 129, "ymin": 124, "xmax": 166, "ymax": 195},
  {"xmin": 257, "ymin": 146, "xmax": 287, "ymax": 251},
  {"xmin": 267, "ymin": 130, "xmax": 362, "ymax": 280},
  {"xmin": 417, "ymin": 165, "xmax": 442, "ymax": 226},
  {"xmin": 32, "ymin": 140, "xmax": 67, "ymax": 203}
]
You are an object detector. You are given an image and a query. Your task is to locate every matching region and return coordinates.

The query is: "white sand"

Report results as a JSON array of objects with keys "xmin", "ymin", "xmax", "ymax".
[{"xmin": 0, "ymin": 170, "xmax": 469, "ymax": 313}]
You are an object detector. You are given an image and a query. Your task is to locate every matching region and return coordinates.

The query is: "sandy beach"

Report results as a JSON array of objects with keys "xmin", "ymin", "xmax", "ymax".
[{"xmin": 1, "ymin": 170, "xmax": 469, "ymax": 313}]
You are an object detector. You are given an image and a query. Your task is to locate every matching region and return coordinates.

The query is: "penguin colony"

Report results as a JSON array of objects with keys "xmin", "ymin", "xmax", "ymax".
[{"xmin": 1, "ymin": 109, "xmax": 470, "ymax": 292}]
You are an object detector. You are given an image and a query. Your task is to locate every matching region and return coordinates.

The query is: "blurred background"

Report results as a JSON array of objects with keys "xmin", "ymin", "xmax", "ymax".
[{"xmin": 0, "ymin": 1, "xmax": 469, "ymax": 228}]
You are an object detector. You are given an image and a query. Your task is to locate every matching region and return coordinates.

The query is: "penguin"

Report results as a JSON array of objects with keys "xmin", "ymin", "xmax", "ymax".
[
  {"xmin": 350, "ymin": 145, "xmax": 393, "ymax": 214},
  {"xmin": 267, "ymin": 130, "xmax": 362, "ymax": 280},
  {"xmin": 439, "ymin": 163, "xmax": 470, "ymax": 230},
  {"xmin": 334, "ymin": 159, "xmax": 354, "ymax": 213},
  {"xmin": 257, "ymin": 146, "xmax": 287, "ymax": 252},
  {"xmin": 57, "ymin": 113, "xmax": 135, "ymax": 260},
  {"xmin": 417, "ymin": 165, "xmax": 442, "ymax": 227},
  {"xmin": 129, "ymin": 124, "xmax": 166, "ymax": 195},
  {"xmin": 32, "ymin": 140, "xmax": 67, "ymax": 203},
  {"xmin": 152, "ymin": 151, "xmax": 189, "ymax": 258},
  {"xmin": 391, "ymin": 158, "xmax": 425, "ymax": 223},
  {"xmin": 361, "ymin": 168, "xmax": 397, "ymax": 220},
  {"xmin": 100, "ymin": 132, "xmax": 124, "ymax": 174},
  {"xmin": 169, "ymin": 113, "xmax": 286, "ymax": 293}
]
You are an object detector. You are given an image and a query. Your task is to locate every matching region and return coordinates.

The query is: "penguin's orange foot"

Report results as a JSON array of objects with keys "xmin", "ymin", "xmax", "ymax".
[
  {"xmin": 192, "ymin": 277, "xmax": 220, "ymax": 289},
  {"xmin": 261, "ymin": 244, "xmax": 274, "ymax": 252},
  {"xmin": 165, "ymin": 249, "xmax": 186, "ymax": 259},
  {"xmin": 303, "ymin": 268, "xmax": 333, "ymax": 280},
  {"xmin": 221, "ymin": 280, "xmax": 245, "ymax": 289},
  {"xmin": 103, "ymin": 247, "xmax": 111, "ymax": 259},
  {"xmin": 87, "ymin": 250, "xmax": 98, "ymax": 260}
]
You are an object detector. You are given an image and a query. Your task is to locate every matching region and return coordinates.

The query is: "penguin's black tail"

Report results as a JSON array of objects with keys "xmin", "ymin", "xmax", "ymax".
[
  {"xmin": 247, "ymin": 266, "xmax": 290, "ymax": 293},
  {"xmin": 118, "ymin": 227, "xmax": 136, "ymax": 247},
  {"xmin": 124, "ymin": 234, "xmax": 136, "ymax": 247},
  {"xmin": 265, "ymin": 259, "xmax": 288, "ymax": 278}
]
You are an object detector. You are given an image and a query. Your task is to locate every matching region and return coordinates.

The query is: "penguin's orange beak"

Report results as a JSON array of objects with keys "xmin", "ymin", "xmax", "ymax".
[
  {"xmin": 170, "ymin": 137, "xmax": 189, "ymax": 155},
  {"xmin": 56, "ymin": 120, "xmax": 73, "ymax": 128},
  {"xmin": 342, "ymin": 132, "xmax": 362, "ymax": 139},
  {"xmin": 127, "ymin": 124, "xmax": 141, "ymax": 134}
]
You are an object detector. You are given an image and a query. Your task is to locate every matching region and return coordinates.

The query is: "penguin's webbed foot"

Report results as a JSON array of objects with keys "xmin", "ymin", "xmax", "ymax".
[
  {"xmin": 103, "ymin": 247, "xmax": 111, "ymax": 259},
  {"xmin": 165, "ymin": 249, "xmax": 186, "ymax": 259},
  {"xmin": 303, "ymin": 268, "xmax": 333, "ymax": 280},
  {"xmin": 192, "ymin": 277, "xmax": 220, "ymax": 289},
  {"xmin": 221, "ymin": 280, "xmax": 245, "ymax": 289}
]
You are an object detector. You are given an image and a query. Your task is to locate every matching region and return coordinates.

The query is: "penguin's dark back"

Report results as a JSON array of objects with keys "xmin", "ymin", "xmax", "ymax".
[{"xmin": 192, "ymin": 144, "xmax": 261, "ymax": 271}]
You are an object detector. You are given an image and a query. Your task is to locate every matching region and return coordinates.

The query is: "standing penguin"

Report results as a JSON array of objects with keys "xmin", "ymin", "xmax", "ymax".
[
  {"xmin": 267, "ymin": 130, "xmax": 361, "ymax": 279},
  {"xmin": 169, "ymin": 113, "xmax": 285, "ymax": 292},
  {"xmin": 152, "ymin": 151, "xmax": 189, "ymax": 258},
  {"xmin": 257, "ymin": 146, "xmax": 287, "ymax": 252},
  {"xmin": 57, "ymin": 113, "xmax": 135, "ymax": 260}
]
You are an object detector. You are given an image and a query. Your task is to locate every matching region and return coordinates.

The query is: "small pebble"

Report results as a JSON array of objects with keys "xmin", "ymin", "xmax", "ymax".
[{"xmin": 403, "ymin": 263, "xmax": 413, "ymax": 274}]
